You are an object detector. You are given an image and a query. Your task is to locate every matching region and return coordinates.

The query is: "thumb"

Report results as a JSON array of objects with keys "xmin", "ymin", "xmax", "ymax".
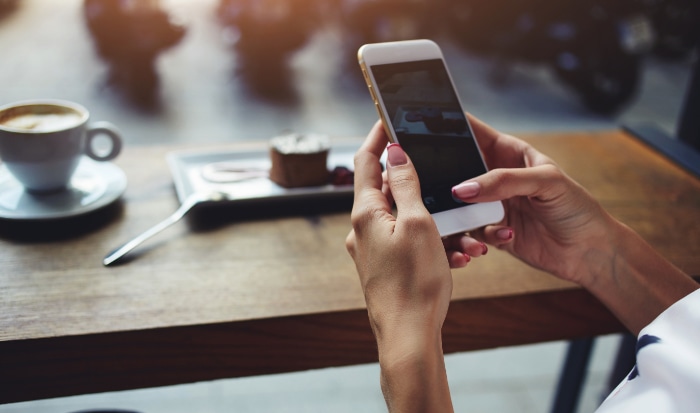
[{"xmin": 385, "ymin": 143, "xmax": 428, "ymax": 218}]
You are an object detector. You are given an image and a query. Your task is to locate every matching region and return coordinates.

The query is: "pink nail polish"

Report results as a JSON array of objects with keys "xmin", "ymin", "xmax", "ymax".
[
  {"xmin": 464, "ymin": 253, "xmax": 471, "ymax": 263},
  {"xmin": 386, "ymin": 143, "xmax": 408, "ymax": 167},
  {"xmin": 481, "ymin": 242, "xmax": 488, "ymax": 255},
  {"xmin": 497, "ymin": 228, "xmax": 513, "ymax": 241},
  {"xmin": 451, "ymin": 182, "xmax": 480, "ymax": 199}
]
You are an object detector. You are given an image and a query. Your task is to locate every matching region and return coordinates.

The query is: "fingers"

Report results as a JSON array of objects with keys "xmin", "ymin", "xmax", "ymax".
[
  {"xmin": 353, "ymin": 120, "xmax": 389, "ymax": 202},
  {"xmin": 465, "ymin": 112, "xmax": 500, "ymax": 151},
  {"xmin": 380, "ymin": 170, "xmax": 395, "ymax": 208},
  {"xmin": 350, "ymin": 121, "xmax": 393, "ymax": 236},
  {"xmin": 443, "ymin": 234, "xmax": 491, "ymax": 268},
  {"xmin": 465, "ymin": 112, "xmax": 551, "ymax": 171},
  {"xmin": 470, "ymin": 225, "xmax": 515, "ymax": 248},
  {"xmin": 384, "ymin": 143, "xmax": 431, "ymax": 224},
  {"xmin": 452, "ymin": 164, "xmax": 566, "ymax": 204},
  {"xmin": 446, "ymin": 251, "xmax": 470, "ymax": 268}
]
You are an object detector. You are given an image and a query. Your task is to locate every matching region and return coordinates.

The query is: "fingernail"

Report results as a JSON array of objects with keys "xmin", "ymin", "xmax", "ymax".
[
  {"xmin": 451, "ymin": 182, "xmax": 480, "ymax": 199},
  {"xmin": 463, "ymin": 253, "xmax": 471, "ymax": 263},
  {"xmin": 481, "ymin": 242, "xmax": 488, "ymax": 255},
  {"xmin": 386, "ymin": 143, "xmax": 408, "ymax": 167},
  {"xmin": 496, "ymin": 228, "xmax": 513, "ymax": 241}
]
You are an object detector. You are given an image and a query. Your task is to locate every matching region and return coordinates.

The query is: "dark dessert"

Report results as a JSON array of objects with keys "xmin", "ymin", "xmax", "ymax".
[{"xmin": 269, "ymin": 133, "xmax": 330, "ymax": 188}]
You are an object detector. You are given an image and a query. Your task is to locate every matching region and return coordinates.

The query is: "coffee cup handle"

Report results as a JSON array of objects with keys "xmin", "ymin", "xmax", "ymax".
[{"xmin": 85, "ymin": 121, "xmax": 123, "ymax": 162}]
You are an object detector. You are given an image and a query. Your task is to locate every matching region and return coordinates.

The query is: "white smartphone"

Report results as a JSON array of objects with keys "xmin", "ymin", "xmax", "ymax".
[{"xmin": 358, "ymin": 39, "xmax": 504, "ymax": 237}]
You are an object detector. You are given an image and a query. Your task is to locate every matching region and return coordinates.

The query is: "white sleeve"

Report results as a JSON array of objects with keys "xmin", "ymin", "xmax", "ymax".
[{"xmin": 596, "ymin": 288, "xmax": 700, "ymax": 413}]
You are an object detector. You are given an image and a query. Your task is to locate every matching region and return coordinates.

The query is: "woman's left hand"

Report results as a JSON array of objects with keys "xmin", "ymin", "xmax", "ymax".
[
  {"xmin": 346, "ymin": 120, "xmax": 484, "ymax": 412},
  {"xmin": 346, "ymin": 120, "xmax": 481, "ymax": 350},
  {"xmin": 347, "ymin": 119, "xmax": 455, "ymax": 412}
]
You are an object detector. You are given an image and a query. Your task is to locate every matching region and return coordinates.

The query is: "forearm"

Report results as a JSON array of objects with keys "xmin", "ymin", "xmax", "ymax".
[
  {"xmin": 580, "ymin": 218, "xmax": 699, "ymax": 335},
  {"xmin": 376, "ymin": 331, "xmax": 454, "ymax": 413}
]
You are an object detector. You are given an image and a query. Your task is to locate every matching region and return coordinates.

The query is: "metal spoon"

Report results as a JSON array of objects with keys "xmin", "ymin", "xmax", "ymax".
[{"xmin": 103, "ymin": 191, "xmax": 227, "ymax": 266}]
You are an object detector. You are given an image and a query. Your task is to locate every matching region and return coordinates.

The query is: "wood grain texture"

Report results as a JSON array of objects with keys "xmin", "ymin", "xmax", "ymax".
[
  {"xmin": 1, "ymin": 130, "xmax": 698, "ymax": 403},
  {"xmin": 0, "ymin": 289, "xmax": 622, "ymax": 404}
]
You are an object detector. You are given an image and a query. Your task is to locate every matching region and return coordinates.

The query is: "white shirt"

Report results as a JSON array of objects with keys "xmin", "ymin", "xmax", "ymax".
[{"xmin": 596, "ymin": 288, "xmax": 700, "ymax": 413}]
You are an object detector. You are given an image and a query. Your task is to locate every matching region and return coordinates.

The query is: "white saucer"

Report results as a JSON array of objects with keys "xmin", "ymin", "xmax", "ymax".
[{"xmin": 0, "ymin": 158, "xmax": 127, "ymax": 220}]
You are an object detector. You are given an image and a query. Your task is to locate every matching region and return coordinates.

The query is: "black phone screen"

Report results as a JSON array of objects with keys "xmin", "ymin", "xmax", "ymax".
[{"xmin": 371, "ymin": 59, "xmax": 487, "ymax": 214}]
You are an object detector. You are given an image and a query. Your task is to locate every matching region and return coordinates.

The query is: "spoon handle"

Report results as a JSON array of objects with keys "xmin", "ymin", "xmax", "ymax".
[{"xmin": 103, "ymin": 194, "xmax": 202, "ymax": 266}]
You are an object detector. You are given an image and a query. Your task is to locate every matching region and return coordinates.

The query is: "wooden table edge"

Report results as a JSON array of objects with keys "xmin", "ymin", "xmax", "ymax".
[{"xmin": 0, "ymin": 286, "xmax": 623, "ymax": 404}]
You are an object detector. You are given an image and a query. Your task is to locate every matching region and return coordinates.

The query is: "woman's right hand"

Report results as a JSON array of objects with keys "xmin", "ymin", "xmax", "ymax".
[
  {"xmin": 452, "ymin": 115, "xmax": 698, "ymax": 334},
  {"xmin": 449, "ymin": 115, "xmax": 618, "ymax": 286}
]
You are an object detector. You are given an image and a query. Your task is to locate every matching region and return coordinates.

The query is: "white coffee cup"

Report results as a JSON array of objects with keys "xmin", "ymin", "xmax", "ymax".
[{"xmin": 0, "ymin": 100, "xmax": 122, "ymax": 193}]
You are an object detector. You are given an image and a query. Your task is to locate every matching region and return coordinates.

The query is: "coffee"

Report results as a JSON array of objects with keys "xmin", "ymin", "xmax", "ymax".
[
  {"xmin": 0, "ymin": 105, "xmax": 84, "ymax": 133},
  {"xmin": 0, "ymin": 100, "xmax": 122, "ymax": 192}
]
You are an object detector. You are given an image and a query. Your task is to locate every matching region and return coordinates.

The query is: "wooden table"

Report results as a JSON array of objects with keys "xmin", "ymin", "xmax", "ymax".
[{"xmin": 1, "ymin": 130, "xmax": 699, "ymax": 404}]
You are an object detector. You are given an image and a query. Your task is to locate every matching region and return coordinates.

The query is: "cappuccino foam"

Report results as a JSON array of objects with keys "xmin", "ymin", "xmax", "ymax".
[{"xmin": 0, "ymin": 112, "xmax": 83, "ymax": 132}]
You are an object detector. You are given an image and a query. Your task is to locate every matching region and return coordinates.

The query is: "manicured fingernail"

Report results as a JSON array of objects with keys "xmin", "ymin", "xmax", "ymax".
[
  {"xmin": 481, "ymin": 242, "xmax": 488, "ymax": 255},
  {"xmin": 463, "ymin": 253, "xmax": 471, "ymax": 263},
  {"xmin": 386, "ymin": 143, "xmax": 408, "ymax": 167},
  {"xmin": 497, "ymin": 228, "xmax": 513, "ymax": 241},
  {"xmin": 451, "ymin": 182, "xmax": 480, "ymax": 199}
]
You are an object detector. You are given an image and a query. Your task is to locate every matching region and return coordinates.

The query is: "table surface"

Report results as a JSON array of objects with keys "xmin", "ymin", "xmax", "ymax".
[{"xmin": 2, "ymin": 129, "xmax": 699, "ymax": 403}]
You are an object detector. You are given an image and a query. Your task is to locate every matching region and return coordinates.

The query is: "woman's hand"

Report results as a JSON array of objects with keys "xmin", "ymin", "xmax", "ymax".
[
  {"xmin": 448, "ymin": 115, "xmax": 615, "ymax": 285},
  {"xmin": 345, "ymin": 121, "xmax": 456, "ymax": 412},
  {"xmin": 346, "ymin": 120, "xmax": 453, "ymax": 348},
  {"xmin": 450, "ymin": 115, "xmax": 697, "ymax": 334}
]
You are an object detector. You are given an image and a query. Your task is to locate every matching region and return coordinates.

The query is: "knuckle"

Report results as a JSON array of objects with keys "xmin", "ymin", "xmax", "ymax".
[
  {"xmin": 488, "ymin": 168, "xmax": 514, "ymax": 186},
  {"xmin": 389, "ymin": 171, "xmax": 420, "ymax": 194},
  {"xmin": 352, "ymin": 151, "xmax": 362, "ymax": 167},
  {"xmin": 350, "ymin": 204, "xmax": 385, "ymax": 232},
  {"xmin": 352, "ymin": 150, "xmax": 369, "ymax": 170},
  {"xmin": 540, "ymin": 163, "xmax": 563, "ymax": 177},
  {"xmin": 539, "ymin": 164, "xmax": 567, "ymax": 188},
  {"xmin": 400, "ymin": 210, "xmax": 435, "ymax": 233},
  {"xmin": 345, "ymin": 231, "xmax": 356, "ymax": 256}
]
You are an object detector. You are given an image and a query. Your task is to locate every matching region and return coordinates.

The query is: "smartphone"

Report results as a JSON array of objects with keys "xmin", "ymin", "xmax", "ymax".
[{"xmin": 358, "ymin": 39, "xmax": 504, "ymax": 237}]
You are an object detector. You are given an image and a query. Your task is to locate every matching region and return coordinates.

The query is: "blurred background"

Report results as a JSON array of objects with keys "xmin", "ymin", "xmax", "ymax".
[
  {"xmin": 0, "ymin": 0, "xmax": 696, "ymax": 145},
  {"xmin": 0, "ymin": 0, "xmax": 697, "ymax": 412}
]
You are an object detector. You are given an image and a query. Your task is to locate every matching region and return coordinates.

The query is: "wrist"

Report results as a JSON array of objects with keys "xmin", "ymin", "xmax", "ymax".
[
  {"xmin": 553, "ymin": 208, "xmax": 622, "ymax": 288},
  {"xmin": 575, "ymin": 217, "xmax": 698, "ymax": 334},
  {"xmin": 574, "ymin": 214, "xmax": 627, "ymax": 292},
  {"xmin": 368, "ymin": 305, "xmax": 446, "ymax": 362},
  {"xmin": 376, "ymin": 323, "xmax": 443, "ymax": 368},
  {"xmin": 366, "ymin": 293, "xmax": 450, "ymax": 353},
  {"xmin": 376, "ymin": 329, "xmax": 454, "ymax": 413}
]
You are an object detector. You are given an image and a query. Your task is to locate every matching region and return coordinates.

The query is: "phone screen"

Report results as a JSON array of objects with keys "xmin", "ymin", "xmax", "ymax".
[{"xmin": 370, "ymin": 59, "xmax": 487, "ymax": 214}]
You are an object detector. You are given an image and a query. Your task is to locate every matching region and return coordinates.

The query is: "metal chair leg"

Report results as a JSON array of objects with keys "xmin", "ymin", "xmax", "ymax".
[{"xmin": 550, "ymin": 337, "xmax": 595, "ymax": 413}]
